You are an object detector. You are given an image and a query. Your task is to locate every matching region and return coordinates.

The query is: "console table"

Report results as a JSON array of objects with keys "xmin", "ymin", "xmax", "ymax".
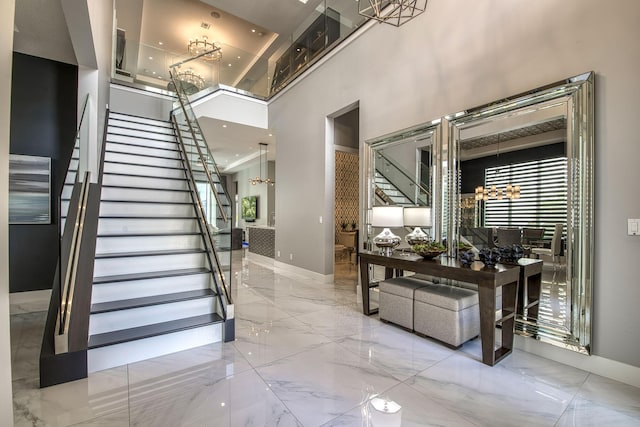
[{"xmin": 359, "ymin": 251, "xmax": 522, "ymax": 366}]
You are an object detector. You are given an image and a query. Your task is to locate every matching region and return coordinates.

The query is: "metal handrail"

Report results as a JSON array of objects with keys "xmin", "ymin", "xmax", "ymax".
[
  {"xmin": 55, "ymin": 171, "xmax": 90, "ymax": 351},
  {"xmin": 170, "ymin": 70, "xmax": 229, "ymax": 223},
  {"xmin": 172, "ymin": 115, "xmax": 232, "ymax": 308}
]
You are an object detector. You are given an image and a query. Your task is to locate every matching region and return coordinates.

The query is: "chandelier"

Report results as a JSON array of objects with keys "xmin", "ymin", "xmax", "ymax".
[
  {"xmin": 358, "ymin": 0, "xmax": 428, "ymax": 27},
  {"xmin": 474, "ymin": 134, "xmax": 520, "ymax": 201},
  {"xmin": 249, "ymin": 143, "xmax": 275, "ymax": 186},
  {"xmin": 188, "ymin": 36, "xmax": 222, "ymax": 61},
  {"xmin": 175, "ymin": 69, "xmax": 205, "ymax": 91}
]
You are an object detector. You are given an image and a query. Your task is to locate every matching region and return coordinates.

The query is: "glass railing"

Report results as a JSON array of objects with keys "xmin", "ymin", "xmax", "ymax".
[
  {"xmin": 375, "ymin": 151, "xmax": 431, "ymax": 206},
  {"xmin": 169, "ymin": 62, "xmax": 234, "ymax": 330},
  {"xmin": 56, "ymin": 94, "xmax": 91, "ymax": 352},
  {"xmin": 112, "ymin": 1, "xmax": 367, "ymax": 99}
]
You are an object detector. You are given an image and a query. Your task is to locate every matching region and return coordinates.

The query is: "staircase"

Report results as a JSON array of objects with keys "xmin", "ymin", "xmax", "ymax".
[
  {"xmin": 87, "ymin": 111, "xmax": 225, "ymax": 372},
  {"xmin": 374, "ymin": 172, "xmax": 413, "ymax": 205}
]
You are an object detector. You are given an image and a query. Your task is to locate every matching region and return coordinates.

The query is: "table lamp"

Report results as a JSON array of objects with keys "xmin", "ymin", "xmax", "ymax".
[
  {"xmin": 371, "ymin": 206, "xmax": 404, "ymax": 256},
  {"xmin": 403, "ymin": 206, "xmax": 432, "ymax": 245}
]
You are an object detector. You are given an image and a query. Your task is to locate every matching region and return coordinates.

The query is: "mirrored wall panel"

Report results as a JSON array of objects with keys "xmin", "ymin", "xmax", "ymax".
[{"xmin": 446, "ymin": 72, "xmax": 594, "ymax": 353}]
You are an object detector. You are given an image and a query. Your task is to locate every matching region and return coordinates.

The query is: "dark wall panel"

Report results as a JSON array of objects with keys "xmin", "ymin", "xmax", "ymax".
[
  {"xmin": 460, "ymin": 143, "xmax": 566, "ymax": 194},
  {"xmin": 9, "ymin": 53, "xmax": 78, "ymax": 293}
]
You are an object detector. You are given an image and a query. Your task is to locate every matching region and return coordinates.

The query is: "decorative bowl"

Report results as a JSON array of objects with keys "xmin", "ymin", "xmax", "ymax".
[
  {"xmin": 412, "ymin": 242, "xmax": 446, "ymax": 259},
  {"xmin": 415, "ymin": 249, "xmax": 446, "ymax": 259}
]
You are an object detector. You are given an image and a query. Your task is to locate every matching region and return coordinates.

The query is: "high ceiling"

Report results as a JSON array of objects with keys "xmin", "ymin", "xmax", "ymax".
[{"xmin": 12, "ymin": 0, "xmax": 361, "ymax": 173}]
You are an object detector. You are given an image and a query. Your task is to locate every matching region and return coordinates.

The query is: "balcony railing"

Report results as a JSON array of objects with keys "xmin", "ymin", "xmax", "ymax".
[{"xmin": 112, "ymin": 1, "xmax": 367, "ymax": 99}]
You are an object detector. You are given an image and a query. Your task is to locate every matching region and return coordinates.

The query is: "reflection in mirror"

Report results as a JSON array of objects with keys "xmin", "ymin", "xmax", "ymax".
[
  {"xmin": 363, "ymin": 121, "xmax": 442, "ymax": 310},
  {"xmin": 365, "ymin": 121, "xmax": 442, "ymax": 250},
  {"xmin": 447, "ymin": 72, "xmax": 594, "ymax": 354}
]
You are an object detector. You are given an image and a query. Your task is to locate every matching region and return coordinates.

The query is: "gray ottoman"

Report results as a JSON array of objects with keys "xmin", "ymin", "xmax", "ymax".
[
  {"xmin": 379, "ymin": 277, "xmax": 432, "ymax": 330},
  {"xmin": 413, "ymin": 283, "xmax": 480, "ymax": 348}
]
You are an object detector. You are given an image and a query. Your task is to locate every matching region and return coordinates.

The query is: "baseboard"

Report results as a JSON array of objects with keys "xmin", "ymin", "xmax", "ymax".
[
  {"xmin": 273, "ymin": 260, "xmax": 334, "ymax": 284},
  {"xmin": 10, "ymin": 289, "xmax": 51, "ymax": 314},
  {"xmin": 515, "ymin": 335, "xmax": 640, "ymax": 389}
]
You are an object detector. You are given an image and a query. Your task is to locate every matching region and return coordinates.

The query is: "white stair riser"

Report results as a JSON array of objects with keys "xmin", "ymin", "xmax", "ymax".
[
  {"xmin": 98, "ymin": 201, "xmax": 195, "ymax": 218},
  {"xmin": 107, "ymin": 134, "xmax": 177, "ymax": 151},
  {"xmin": 101, "ymin": 187, "xmax": 192, "ymax": 203},
  {"xmin": 91, "ymin": 273, "xmax": 213, "ymax": 304},
  {"xmin": 107, "ymin": 127, "xmax": 177, "ymax": 142},
  {"xmin": 94, "ymin": 252, "xmax": 206, "ymax": 277},
  {"xmin": 89, "ymin": 297, "xmax": 216, "ymax": 335},
  {"xmin": 103, "ymin": 162, "xmax": 186, "ymax": 180},
  {"xmin": 102, "ymin": 174, "xmax": 189, "ymax": 191},
  {"xmin": 88, "ymin": 323, "xmax": 221, "ymax": 373},
  {"xmin": 97, "ymin": 217, "xmax": 200, "ymax": 235},
  {"xmin": 105, "ymin": 152, "xmax": 183, "ymax": 169},
  {"xmin": 109, "ymin": 119, "xmax": 175, "ymax": 135},
  {"xmin": 109, "ymin": 113, "xmax": 171, "ymax": 128},
  {"xmin": 61, "ymin": 186, "xmax": 73, "ymax": 200},
  {"xmin": 106, "ymin": 142, "xmax": 180, "ymax": 160},
  {"xmin": 96, "ymin": 234, "xmax": 203, "ymax": 254},
  {"xmin": 64, "ymin": 172, "xmax": 76, "ymax": 185},
  {"xmin": 69, "ymin": 159, "xmax": 79, "ymax": 171}
]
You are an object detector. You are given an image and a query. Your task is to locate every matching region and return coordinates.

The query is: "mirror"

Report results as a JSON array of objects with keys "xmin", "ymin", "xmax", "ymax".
[
  {"xmin": 445, "ymin": 72, "xmax": 594, "ymax": 353},
  {"xmin": 364, "ymin": 120, "xmax": 443, "ymax": 251}
]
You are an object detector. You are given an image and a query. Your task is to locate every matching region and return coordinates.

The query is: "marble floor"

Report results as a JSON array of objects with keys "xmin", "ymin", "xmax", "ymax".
[{"xmin": 11, "ymin": 253, "xmax": 640, "ymax": 426}]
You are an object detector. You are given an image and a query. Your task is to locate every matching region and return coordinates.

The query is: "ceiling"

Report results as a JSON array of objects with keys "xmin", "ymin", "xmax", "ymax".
[{"xmin": 12, "ymin": 0, "xmax": 360, "ymax": 174}]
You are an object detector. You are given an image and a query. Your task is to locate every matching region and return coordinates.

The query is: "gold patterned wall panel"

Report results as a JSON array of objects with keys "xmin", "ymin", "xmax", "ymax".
[{"xmin": 335, "ymin": 151, "xmax": 359, "ymax": 238}]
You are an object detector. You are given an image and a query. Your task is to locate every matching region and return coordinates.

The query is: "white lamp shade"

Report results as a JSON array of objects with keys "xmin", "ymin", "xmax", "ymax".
[
  {"xmin": 371, "ymin": 206, "xmax": 404, "ymax": 227},
  {"xmin": 403, "ymin": 207, "xmax": 432, "ymax": 227}
]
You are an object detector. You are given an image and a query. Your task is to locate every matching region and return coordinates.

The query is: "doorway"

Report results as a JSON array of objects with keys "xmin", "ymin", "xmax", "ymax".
[{"xmin": 332, "ymin": 107, "xmax": 359, "ymax": 287}]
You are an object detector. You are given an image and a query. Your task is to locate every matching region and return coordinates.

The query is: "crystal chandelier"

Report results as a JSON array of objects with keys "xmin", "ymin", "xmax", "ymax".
[
  {"xmin": 175, "ymin": 69, "xmax": 205, "ymax": 91},
  {"xmin": 188, "ymin": 36, "xmax": 222, "ymax": 61},
  {"xmin": 249, "ymin": 143, "xmax": 275, "ymax": 186},
  {"xmin": 358, "ymin": 0, "xmax": 428, "ymax": 27}
]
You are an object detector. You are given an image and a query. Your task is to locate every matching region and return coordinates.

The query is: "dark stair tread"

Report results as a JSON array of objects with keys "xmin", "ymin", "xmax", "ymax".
[
  {"xmin": 107, "ymin": 124, "xmax": 176, "ymax": 136},
  {"xmin": 105, "ymin": 149, "xmax": 181, "ymax": 162},
  {"xmin": 100, "ymin": 199, "xmax": 193, "ymax": 205},
  {"xmin": 101, "ymin": 184, "xmax": 190, "ymax": 192},
  {"xmin": 97, "ymin": 231, "xmax": 203, "ymax": 238},
  {"xmin": 99, "ymin": 215, "xmax": 197, "ymax": 220},
  {"xmin": 103, "ymin": 172, "xmax": 187, "ymax": 182},
  {"xmin": 95, "ymin": 248, "xmax": 206, "ymax": 259},
  {"xmin": 88, "ymin": 313, "xmax": 223, "ymax": 349},
  {"xmin": 93, "ymin": 267, "xmax": 210, "ymax": 284},
  {"xmin": 104, "ymin": 159, "xmax": 186, "ymax": 171},
  {"xmin": 106, "ymin": 140, "xmax": 180, "ymax": 154},
  {"xmin": 91, "ymin": 289, "xmax": 216, "ymax": 314},
  {"xmin": 110, "ymin": 111, "xmax": 173, "ymax": 127}
]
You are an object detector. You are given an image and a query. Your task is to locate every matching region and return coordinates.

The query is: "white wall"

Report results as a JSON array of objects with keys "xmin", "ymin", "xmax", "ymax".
[
  {"xmin": 0, "ymin": 1, "xmax": 15, "ymax": 423},
  {"xmin": 110, "ymin": 83, "xmax": 175, "ymax": 120},
  {"xmin": 192, "ymin": 91, "xmax": 268, "ymax": 129},
  {"xmin": 269, "ymin": 0, "xmax": 640, "ymax": 367}
]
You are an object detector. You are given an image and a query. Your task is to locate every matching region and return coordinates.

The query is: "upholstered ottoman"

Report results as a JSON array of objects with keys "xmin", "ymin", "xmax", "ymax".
[
  {"xmin": 379, "ymin": 277, "xmax": 432, "ymax": 330},
  {"xmin": 413, "ymin": 283, "xmax": 480, "ymax": 348}
]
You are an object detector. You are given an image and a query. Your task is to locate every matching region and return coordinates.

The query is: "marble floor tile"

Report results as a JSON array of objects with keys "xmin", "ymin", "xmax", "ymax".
[
  {"xmin": 569, "ymin": 374, "xmax": 640, "ymax": 419},
  {"xmin": 293, "ymin": 304, "xmax": 384, "ymax": 340},
  {"xmin": 9, "ymin": 255, "xmax": 640, "ymax": 427},
  {"xmin": 322, "ymin": 382, "xmax": 477, "ymax": 427},
  {"xmin": 13, "ymin": 366, "xmax": 129, "ymax": 427},
  {"xmin": 126, "ymin": 341, "xmax": 253, "ymax": 386},
  {"xmin": 256, "ymin": 341, "xmax": 401, "ymax": 426},
  {"xmin": 234, "ymin": 316, "xmax": 332, "ymax": 368},
  {"xmin": 128, "ymin": 368, "xmax": 301, "ymax": 426},
  {"xmin": 335, "ymin": 323, "xmax": 455, "ymax": 381},
  {"xmin": 406, "ymin": 353, "xmax": 576, "ymax": 426},
  {"xmin": 235, "ymin": 299, "xmax": 293, "ymax": 325}
]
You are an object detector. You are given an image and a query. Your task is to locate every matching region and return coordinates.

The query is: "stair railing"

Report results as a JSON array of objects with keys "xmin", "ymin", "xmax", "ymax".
[
  {"xmin": 168, "ymin": 58, "xmax": 235, "ymax": 340},
  {"xmin": 375, "ymin": 150, "xmax": 431, "ymax": 206}
]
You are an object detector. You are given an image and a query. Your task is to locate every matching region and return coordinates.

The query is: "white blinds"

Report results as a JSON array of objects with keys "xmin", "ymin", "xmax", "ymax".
[{"xmin": 484, "ymin": 157, "xmax": 567, "ymax": 238}]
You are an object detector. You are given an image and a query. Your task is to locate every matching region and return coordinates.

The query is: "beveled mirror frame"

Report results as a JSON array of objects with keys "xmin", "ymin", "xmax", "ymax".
[{"xmin": 444, "ymin": 72, "xmax": 594, "ymax": 354}]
